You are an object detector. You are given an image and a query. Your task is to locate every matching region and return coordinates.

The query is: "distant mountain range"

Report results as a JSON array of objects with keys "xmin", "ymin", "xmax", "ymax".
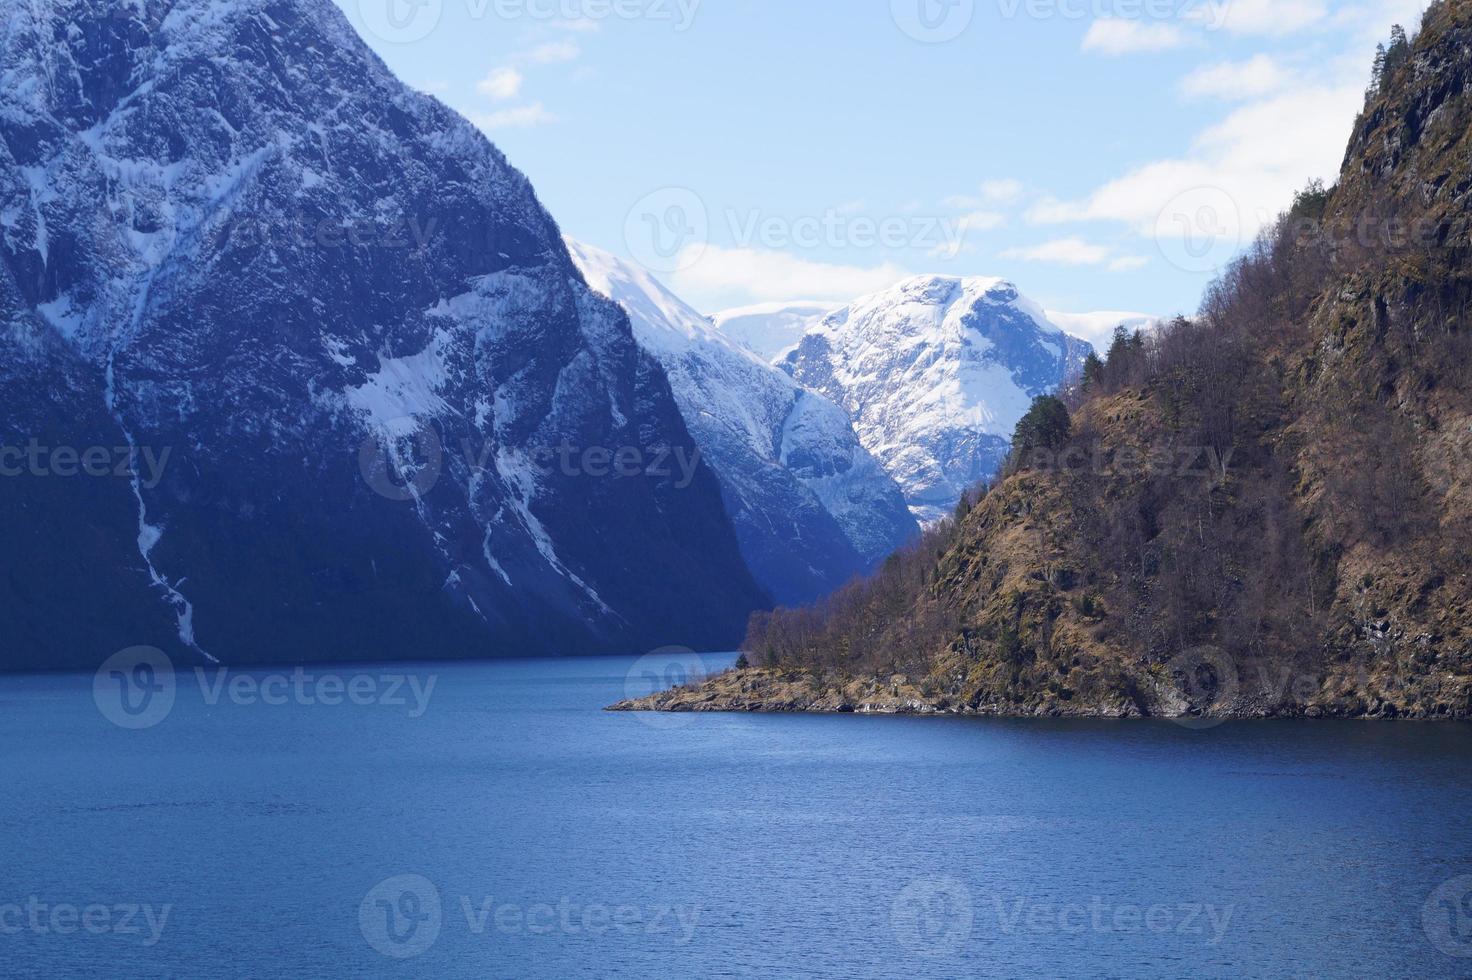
[
  {"xmin": 567, "ymin": 242, "xmax": 917, "ymax": 606},
  {"xmin": 709, "ymin": 302, "xmax": 834, "ymax": 362}
]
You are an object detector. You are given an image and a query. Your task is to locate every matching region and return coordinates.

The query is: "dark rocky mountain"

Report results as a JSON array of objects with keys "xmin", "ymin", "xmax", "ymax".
[
  {"xmin": 617, "ymin": 0, "xmax": 1472, "ymax": 721},
  {"xmin": 0, "ymin": 0, "xmax": 766, "ymax": 669}
]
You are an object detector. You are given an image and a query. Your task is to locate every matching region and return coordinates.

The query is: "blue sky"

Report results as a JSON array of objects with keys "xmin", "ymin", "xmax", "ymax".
[{"xmin": 332, "ymin": 0, "xmax": 1428, "ymax": 332}]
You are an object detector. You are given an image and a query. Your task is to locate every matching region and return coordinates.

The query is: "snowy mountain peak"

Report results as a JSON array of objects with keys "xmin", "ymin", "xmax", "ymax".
[
  {"xmin": 782, "ymin": 275, "xmax": 1093, "ymax": 524},
  {"xmin": 566, "ymin": 240, "xmax": 743, "ymax": 358}
]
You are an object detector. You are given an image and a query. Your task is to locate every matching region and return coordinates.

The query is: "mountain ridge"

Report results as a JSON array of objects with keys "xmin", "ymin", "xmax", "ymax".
[{"xmin": 778, "ymin": 274, "xmax": 1094, "ymax": 523}]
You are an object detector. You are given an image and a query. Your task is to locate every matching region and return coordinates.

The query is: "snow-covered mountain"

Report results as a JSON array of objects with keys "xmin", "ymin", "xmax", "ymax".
[
  {"xmin": 0, "ymin": 0, "xmax": 768, "ymax": 669},
  {"xmin": 780, "ymin": 276, "xmax": 1093, "ymax": 524},
  {"xmin": 710, "ymin": 302, "xmax": 835, "ymax": 362},
  {"xmin": 568, "ymin": 242, "xmax": 917, "ymax": 605}
]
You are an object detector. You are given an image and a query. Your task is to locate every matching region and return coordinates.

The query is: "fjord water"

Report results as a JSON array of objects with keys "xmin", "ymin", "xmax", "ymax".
[{"xmin": 4, "ymin": 656, "xmax": 1471, "ymax": 978}]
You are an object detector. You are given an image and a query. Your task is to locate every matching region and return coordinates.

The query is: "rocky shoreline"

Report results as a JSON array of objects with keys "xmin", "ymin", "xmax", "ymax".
[{"xmin": 607, "ymin": 667, "xmax": 1472, "ymax": 721}]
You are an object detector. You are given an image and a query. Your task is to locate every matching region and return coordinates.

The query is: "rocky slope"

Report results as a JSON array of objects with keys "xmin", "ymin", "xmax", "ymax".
[
  {"xmin": 0, "ymin": 0, "xmax": 766, "ymax": 669},
  {"xmin": 615, "ymin": 0, "xmax": 1472, "ymax": 721},
  {"xmin": 567, "ymin": 241, "xmax": 917, "ymax": 605},
  {"xmin": 779, "ymin": 276, "xmax": 1093, "ymax": 523}
]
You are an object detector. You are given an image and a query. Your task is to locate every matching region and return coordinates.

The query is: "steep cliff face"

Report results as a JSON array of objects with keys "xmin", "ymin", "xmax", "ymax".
[
  {"xmin": 0, "ymin": 0, "xmax": 765, "ymax": 669},
  {"xmin": 618, "ymin": 0, "xmax": 1472, "ymax": 720}
]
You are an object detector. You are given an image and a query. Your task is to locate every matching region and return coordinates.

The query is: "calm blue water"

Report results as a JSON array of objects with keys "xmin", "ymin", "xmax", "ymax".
[{"xmin": 4, "ymin": 653, "xmax": 1472, "ymax": 978}]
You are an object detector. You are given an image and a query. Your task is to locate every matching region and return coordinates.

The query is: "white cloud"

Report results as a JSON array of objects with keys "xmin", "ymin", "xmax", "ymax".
[
  {"xmin": 1190, "ymin": 0, "xmax": 1328, "ymax": 36},
  {"xmin": 477, "ymin": 67, "xmax": 524, "ymax": 101},
  {"xmin": 981, "ymin": 179, "xmax": 1025, "ymax": 203},
  {"xmin": 1046, "ymin": 310, "xmax": 1160, "ymax": 350},
  {"xmin": 1026, "ymin": 83, "xmax": 1363, "ymax": 244},
  {"xmin": 473, "ymin": 102, "xmax": 556, "ymax": 130},
  {"xmin": 1108, "ymin": 256, "xmax": 1150, "ymax": 272},
  {"xmin": 1181, "ymin": 55, "xmax": 1292, "ymax": 100},
  {"xmin": 1081, "ymin": 20, "xmax": 1191, "ymax": 55},
  {"xmin": 668, "ymin": 246, "xmax": 910, "ymax": 306},
  {"xmin": 945, "ymin": 179, "xmax": 1025, "ymax": 209},
  {"xmin": 1002, "ymin": 238, "xmax": 1113, "ymax": 266},
  {"xmin": 521, "ymin": 41, "xmax": 582, "ymax": 65}
]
